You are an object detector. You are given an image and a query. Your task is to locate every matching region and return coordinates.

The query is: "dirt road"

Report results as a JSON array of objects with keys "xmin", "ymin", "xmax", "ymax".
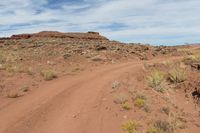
[{"xmin": 0, "ymin": 60, "xmax": 147, "ymax": 133}]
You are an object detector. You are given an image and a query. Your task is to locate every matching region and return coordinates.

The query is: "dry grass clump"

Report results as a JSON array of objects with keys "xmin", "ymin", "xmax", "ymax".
[
  {"xmin": 147, "ymin": 70, "xmax": 165, "ymax": 87},
  {"xmin": 20, "ymin": 85, "xmax": 29, "ymax": 92},
  {"xmin": 147, "ymin": 126, "xmax": 160, "ymax": 133},
  {"xmin": 168, "ymin": 67, "xmax": 187, "ymax": 83},
  {"xmin": 113, "ymin": 93, "xmax": 128, "ymax": 104},
  {"xmin": 154, "ymin": 120, "xmax": 174, "ymax": 133},
  {"xmin": 147, "ymin": 70, "xmax": 166, "ymax": 92},
  {"xmin": 182, "ymin": 55, "xmax": 200, "ymax": 64},
  {"xmin": 162, "ymin": 60, "xmax": 173, "ymax": 66},
  {"xmin": 26, "ymin": 67, "xmax": 34, "ymax": 75},
  {"xmin": 40, "ymin": 69, "xmax": 57, "ymax": 80},
  {"xmin": 0, "ymin": 52, "xmax": 6, "ymax": 64},
  {"xmin": 177, "ymin": 48, "xmax": 192, "ymax": 55},
  {"xmin": 134, "ymin": 97, "xmax": 146, "ymax": 108},
  {"xmin": 122, "ymin": 120, "xmax": 138, "ymax": 133},
  {"xmin": 161, "ymin": 106, "xmax": 170, "ymax": 116},
  {"xmin": 122, "ymin": 102, "xmax": 132, "ymax": 110},
  {"xmin": 7, "ymin": 93, "xmax": 20, "ymax": 98},
  {"xmin": 133, "ymin": 94, "xmax": 146, "ymax": 108},
  {"xmin": 148, "ymin": 115, "xmax": 186, "ymax": 133}
]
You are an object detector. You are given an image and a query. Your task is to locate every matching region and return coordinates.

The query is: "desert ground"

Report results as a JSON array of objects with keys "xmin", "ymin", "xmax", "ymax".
[{"xmin": 0, "ymin": 31, "xmax": 200, "ymax": 133}]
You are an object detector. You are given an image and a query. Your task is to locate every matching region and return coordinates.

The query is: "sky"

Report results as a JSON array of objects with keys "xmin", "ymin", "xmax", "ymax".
[{"xmin": 0, "ymin": 0, "xmax": 200, "ymax": 45}]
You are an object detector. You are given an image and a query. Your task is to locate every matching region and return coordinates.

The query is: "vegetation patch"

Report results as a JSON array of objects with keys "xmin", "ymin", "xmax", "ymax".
[
  {"xmin": 7, "ymin": 93, "xmax": 20, "ymax": 98},
  {"xmin": 122, "ymin": 102, "xmax": 132, "ymax": 110},
  {"xmin": 40, "ymin": 69, "xmax": 57, "ymax": 81},
  {"xmin": 147, "ymin": 126, "xmax": 160, "ymax": 133},
  {"xmin": 147, "ymin": 70, "xmax": 166, "ymax": 92},
  {"xmin": 133, "ymin": 94, "xmax": 146, "ymax": 108},
  {"xmin": 168, "ymin": 67, "xmax": 187, "ymax": 83},
  {"xmin": 182, "ymin": 55, "xmax": 200, "ymax": 64},
  {"xmin": 154, "ymin": 120, "xmax": 174, "ymax": 133},
  {"xmin": 122, "ymin": 120, "xmax": 138, "ymax": 133},
  {"xmin": 160, "ymin": 106, "xmax": 170, "ymax": 116},
  {"xmin": 113, "ymin": 93, "xmax": 128, "ymax": 104},
  {"xmin": 20, "ymin": 85, "xmax": 29, "ymax": 92}
]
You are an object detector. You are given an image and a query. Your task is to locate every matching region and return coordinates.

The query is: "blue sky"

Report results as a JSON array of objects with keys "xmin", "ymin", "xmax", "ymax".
[{"xmin": 0, "ymin": 0, "xmax": 200, "ymax": 45}]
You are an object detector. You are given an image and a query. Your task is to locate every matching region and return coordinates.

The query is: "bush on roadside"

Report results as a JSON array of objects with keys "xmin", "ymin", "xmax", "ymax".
[{"xmin": 40, "ymin": 69, "xmax": 57, "ymax": 81}]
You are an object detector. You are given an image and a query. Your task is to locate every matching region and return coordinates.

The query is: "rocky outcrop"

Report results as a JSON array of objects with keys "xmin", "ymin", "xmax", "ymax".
[{"xmin": 10, "ymin": 31, "xmax": 109, "ymax": 41}]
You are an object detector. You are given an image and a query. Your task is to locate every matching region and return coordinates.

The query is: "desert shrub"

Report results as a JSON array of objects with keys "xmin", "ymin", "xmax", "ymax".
[
  {"xmin": 122, "ymin": 120, "xmax": 138, "ymax": 133},
  {"xmin": 144, "ymin": 104, "xmax": 151, "ymax": 113},
  {"xmin": 147, "ymin": 70, "xmax": 165, "ymax": 87},
  {"xmin": 147, "ymin": 70, "xmax": 166, "ymax": 92},
  {"xmin": 154, "ymin": 120, "xmax": 173, "ymax": 133},
  {"xmin": 134, "ymin": 97, "xmax": 145, "ymax": 108},
  {"xmin": 7, "ymin": 93, "xmax": 20, "ymax": 98},
  {"xmin": 26, "ymin": 67, "xmax": 34, "ymax": 75},
  {"xmin": 40, "ymin": 69, "xmax": 57, "ymax": 81},
  {"xmin": 122, "ymin": 102, "xmax": 132, "ymax": 110},
  {"xmin": 169, "ymin": 114, "xmax": 186, "ymax": 130},
  {"xmin": 148, "ymin": 126, "xmax": 160, "ymax": 133},
  {"xmin": 177, "ymin": 48, "xmax": 192, "ymax": 55},
  {"xmin": 161, "ymin": 106, "xmax": 170, "ymax": 115},
  {"xmin": 162, "ymin": 60, "xmax": 173, "ymax": 66},
  {"xmin": 0, "ymin": 52, "xmax": 6, "ymax": 63},
  {"xmin": 20, "ymin": 85, "xmax": 29, "ymax": 92},
  {"xmin": 113, "ymin": 93, "xmax": 128, "ymax": 104},
  {"xmin": 182, "ymin": 55, "xmax": 200, "ymax": 64},
  {"xmin": 133, "ymin": 94, "xmax": 146, "ymax": 108},
  {"xmin": 169, "ymin": 67, "xmax": 186, "ymax": 83}
]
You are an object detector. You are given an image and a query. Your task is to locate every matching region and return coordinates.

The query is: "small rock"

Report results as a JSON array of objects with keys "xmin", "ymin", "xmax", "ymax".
[
  {"xmin": 102, "ymin": 98, "xmax": 107, "ymax": 101},
  {"xmin": 47, "ymin": 61, "xmax": 55, "ymax": 65},
  {"xmin": 123, "ymin": 115, "xmax": 127, "ymax": 119},
  {"xmin": 112, "ymin": 81, "xmax": 120, "ymax": 89},
  {"xmin": 63, "ymin": 53, "xmax": 71, "ymax": 59},
  {"xmin": 91, "ymin": 55, "xmax": 107, "ymax": 61},
  {"xmin": 73, "ymin": 115, "xmax": 77, "ymax": 118}
]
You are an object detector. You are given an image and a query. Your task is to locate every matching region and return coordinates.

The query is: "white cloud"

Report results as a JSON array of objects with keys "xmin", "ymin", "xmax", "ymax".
[{"xmin": 0, "ymin": 0, "xmax": 200, "ymax": 45}]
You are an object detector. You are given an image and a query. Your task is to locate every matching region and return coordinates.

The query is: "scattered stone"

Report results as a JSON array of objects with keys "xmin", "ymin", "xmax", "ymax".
[
  {"xmin": 112, "ymin": 81, "xmax": 120, "ymax": 89},
  {"xmin": 63, "ymin": 53, "xmax": 71, "ymax": 59},
  {"xmin": 96, "ymin": 46, "xmax": 107, "ymax": 51},
  {"xmin": 123, "ymin": 115, "xmax": 127, "ymax": 119},
  {"xmin": 191, "ymin": 63, "xmax": 200, "ymax": 71},
  {"xmin": 91, "ymin": 55, "xmax": 107, "ymax": 61}
]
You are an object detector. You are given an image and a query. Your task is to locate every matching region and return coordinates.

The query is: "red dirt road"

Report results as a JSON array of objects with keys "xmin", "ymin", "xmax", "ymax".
[
  {"xmin": 0, "ymin": 61, "xmax": 143, "ymax": 133},
  {"xmin": 1, "ymin": 56, "xmax": 199, "ymax": 133}
]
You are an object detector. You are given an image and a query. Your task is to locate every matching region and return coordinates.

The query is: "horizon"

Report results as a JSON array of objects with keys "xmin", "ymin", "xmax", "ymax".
[{"xmin": 1, "ymin": 0, "xmax": 200, "ymax": 45}]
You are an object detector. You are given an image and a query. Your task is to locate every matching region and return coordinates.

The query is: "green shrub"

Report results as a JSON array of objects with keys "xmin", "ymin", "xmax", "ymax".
[
  {"xmin": 122, "ymin": 120, "xmax": 138, "ymax": 133},
  {"xmin": 40, "ymin": 69, "xmax": 57, "ymax": 81}
]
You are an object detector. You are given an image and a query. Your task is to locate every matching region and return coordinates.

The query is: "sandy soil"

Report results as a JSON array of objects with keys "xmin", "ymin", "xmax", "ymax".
[{"xmin": 0, "ymin": 56, "xmax": 199, "ymax": 133}]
